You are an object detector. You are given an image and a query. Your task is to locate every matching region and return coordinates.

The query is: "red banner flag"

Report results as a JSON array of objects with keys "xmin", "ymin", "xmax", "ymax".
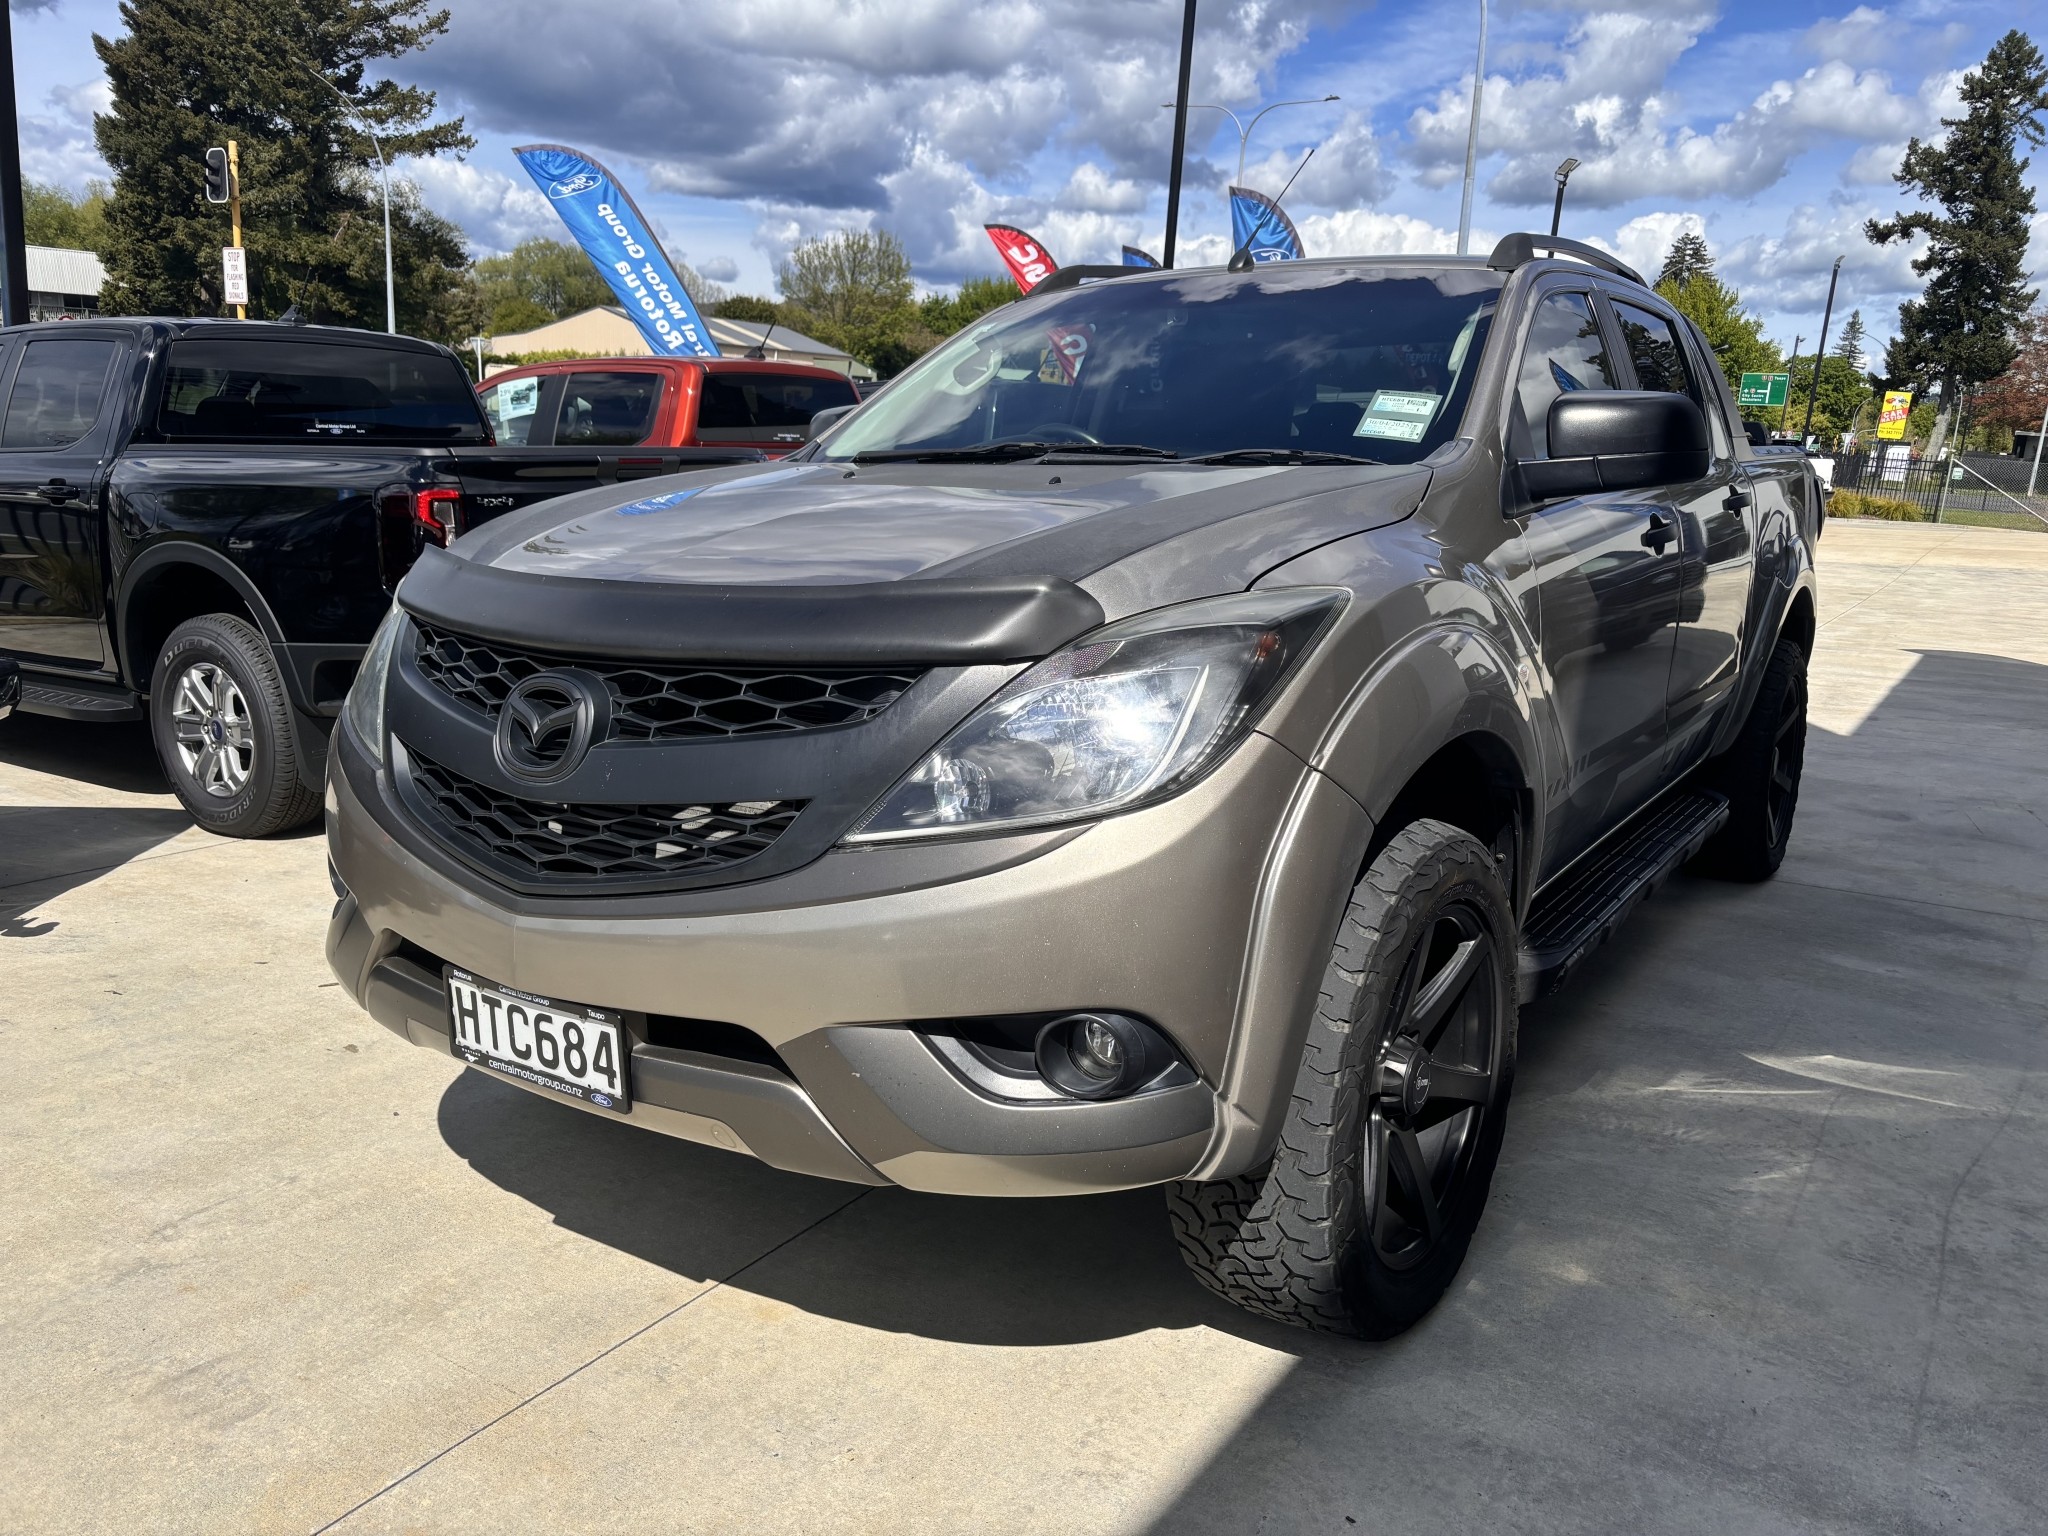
[{"xmin": 984, "ymin": 224, "xmax": 1058, "ymax": 292}]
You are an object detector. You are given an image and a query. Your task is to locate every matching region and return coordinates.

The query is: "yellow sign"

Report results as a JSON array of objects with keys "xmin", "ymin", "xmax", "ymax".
[{"xmin": 1877, "ymin": 390, "xmax": 1914, "ymax": 441}]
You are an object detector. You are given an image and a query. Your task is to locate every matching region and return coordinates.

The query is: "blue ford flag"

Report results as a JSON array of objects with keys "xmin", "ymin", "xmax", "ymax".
[
  {"xmin": 1121, "ymin": 245, "xmax": 1161, "ymax": 269},
  {"xmin": 513, "ymin": 144, "xmax": 719, "ymax": 358},
  {"xmin": 1228, "ymin": 186, "xmax": 1306, "ymax": 264}
]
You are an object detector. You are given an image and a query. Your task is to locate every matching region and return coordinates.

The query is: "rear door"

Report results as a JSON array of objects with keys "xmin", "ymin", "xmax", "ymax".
[
  {"xmin": 0, "ymin": 330, "xmax": 129, "ymax": 667},
  {"xmin": 1512, "ymin": 286, "xmax": 1682, "ymax": 875},
  {"xmin": 551, "ymin": 369, "xmax": 666, "ymax": 448},
  {"xmin": 1604, "ymin": 294, "xmax": 1756, "ymax": 771},
  {"xmin": 692, "ymin": 370, "xmax": 858, "ymax": 454}
]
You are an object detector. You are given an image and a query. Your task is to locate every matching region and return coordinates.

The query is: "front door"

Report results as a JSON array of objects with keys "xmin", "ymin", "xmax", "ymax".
[
  {"xmin": 1511, "ymin": 288, "xmax": 1682, "ymax": 878},
  {"xmin": 0, "ymin": 333, "xmax": 127, "ymax": 668},
  {"xmin": 1606, "ymin": 298, "xmax": 1757, "ymax": 771}
]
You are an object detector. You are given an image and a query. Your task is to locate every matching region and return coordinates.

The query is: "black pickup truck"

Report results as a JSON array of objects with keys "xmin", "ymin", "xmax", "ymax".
[{"xmin": 0, "ymin": 319, "xmax": 757, "ymax": 834}]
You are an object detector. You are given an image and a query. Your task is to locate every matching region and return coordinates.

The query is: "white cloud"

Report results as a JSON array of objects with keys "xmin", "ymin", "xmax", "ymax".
[
  {"xmin": 696, "ymin": 255, "xmax": 741, "ymax": 283},
  {"xmin": 1059, "ymin": 162, "xmax": 1148, "ymax": 214},
  {"xmin": 399, "ymin": 157, "xmax": 555, "ymax": 255},
  {"xmin": 1589, "ymin": 211, "xmax": 1708, "ymax": 285},
  {"xmin": 1721, "ymin": 201, "xmax": 1925, "ymax": 324},
  {"xmin": 19, "ymin": 79, "xmax": 110, "ymax": 189}
]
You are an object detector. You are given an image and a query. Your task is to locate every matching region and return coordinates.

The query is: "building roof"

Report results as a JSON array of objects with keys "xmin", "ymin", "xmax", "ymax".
[
  {"xmin": 26, "ymin": 244, "xmax": 107, "ymax": 295},
  {"xmin": 489, "ymin": 305, "xmax": 873, "ymax": 379}
]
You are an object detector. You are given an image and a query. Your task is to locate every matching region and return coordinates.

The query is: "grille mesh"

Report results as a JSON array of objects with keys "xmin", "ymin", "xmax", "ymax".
[
  {"xmin": 406, "ymin": 749, "xmax": 802, "ymax": 883},
  {"xmin": 413, "ymin": 624, "xmax": 920, "ymax": 740}
]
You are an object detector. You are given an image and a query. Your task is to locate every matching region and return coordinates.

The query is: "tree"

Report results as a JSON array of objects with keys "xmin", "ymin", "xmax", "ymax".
[
  {"xmin": 713, "ymin": 294, "xmax": 780, "ymax": 323},
  {"xmin": 24, "ymin": 179, "xmax": 112, "ymax": 253},
  {"xmin": 93, "ymin": 0, "xmax": 472, "ymax": 328},
  {"xmin": 1975, "ymin": 305, "xmax": 2048, "ymax": 435},
  {"xmin": 1831, "ymin": 309, "xmax": 1868, "ymax": 369},
  {"xmin": 1655, "ymin": 271, "xmax": 1782, "ymax": 395},
  {"xmin": 1867, "ymin": 29, "xmax": 2048, "ymax": 458},
  {"xmin": 919, "ymin": 275, "xmax": 1017, "ymax": 337},
  {"xmin": 1656, "ymin": 231, "xmax": 1714, "ymax": 290},
  {"xmin": 777, "ymin": 229, "xmax": 920, "ymax": 373},
  {"xmin": 1781, "ymin": 354, "xmax": 1869, "ymax": 447}
]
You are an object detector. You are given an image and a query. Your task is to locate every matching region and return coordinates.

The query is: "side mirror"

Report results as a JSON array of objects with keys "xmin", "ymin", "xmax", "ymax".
[
  {"xmin": 1521, "ymin": 391, "xmax": 1711, "ymax": 500},
  {"xmin": 810, "ymin": 403, "xmax": 857, "ymax": 440},
  {"xmin": 1742, "ymin": 418, "xmax": 1770, "ymax": 448}
]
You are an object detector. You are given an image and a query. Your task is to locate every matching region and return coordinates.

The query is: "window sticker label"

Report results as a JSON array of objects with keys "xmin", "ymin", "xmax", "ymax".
[
  {"xmin": 500, "ymin": 378, "xmax": 539, "ymax": 418},
  {"xmin": 1355, "ymin": 390, "xmax": 1442, "ymax": 443}
]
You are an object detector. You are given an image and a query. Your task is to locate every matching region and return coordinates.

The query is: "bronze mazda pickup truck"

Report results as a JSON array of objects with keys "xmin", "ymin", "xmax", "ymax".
[{"xmin": 326, "ymin": 235, "xmax": 1822, "ymax": 1338}]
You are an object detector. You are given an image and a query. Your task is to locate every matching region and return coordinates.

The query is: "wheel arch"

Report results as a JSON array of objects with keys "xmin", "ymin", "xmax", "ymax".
[{"xmin": 117, "ymin": 543, "xmax": 286, "ymax": 695}]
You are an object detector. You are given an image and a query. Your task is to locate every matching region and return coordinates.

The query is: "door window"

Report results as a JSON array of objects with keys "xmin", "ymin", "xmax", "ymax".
[
  {"xmin": 1611, "ymin": 302, "xmax": 1697, "ymax": 401},
  {"xmin": 1514, "ymin": 293, "xmax": 1615, "ymax": 457},
  {"xmin": 696, "ymin": 371, "xmax": 858, "ymax": 442},
  {"xmin": 555, "ymin": 372, "xmax": 662, "ymax": 446},
  {"xmin": 2, "ymin": 338, "xmax": 119, "ymax": 448},
  {"xmin": 479, "ymin": 375, "xmax": 544, "ymax": 445}
]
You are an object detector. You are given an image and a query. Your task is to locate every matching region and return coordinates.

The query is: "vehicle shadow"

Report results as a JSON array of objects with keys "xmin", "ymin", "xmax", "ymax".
[
  {"xmin": 436, "ymin": 1066, "xmax": 1285, "ymax": 1349},
  {"xmin": 0, "ymin": 804, "xmax": 196, "ymax": 935},
  {"xmin": 0, "ymin": 712, "xmax": 166, "ymax": 795}
]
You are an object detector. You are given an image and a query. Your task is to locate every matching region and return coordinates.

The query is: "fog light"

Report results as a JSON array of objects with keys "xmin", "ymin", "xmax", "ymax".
[{"xmin": 1034, "ymin": 1012, "xmax": 1169, "ymax": 1100}]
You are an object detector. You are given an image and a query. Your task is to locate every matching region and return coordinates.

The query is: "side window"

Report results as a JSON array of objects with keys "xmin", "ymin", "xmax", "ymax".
[
  {"xmin": 2, "ymin": 338, "xmax": 119, "ymax": 449},
  {"xmin": 1514, "ymin": 293, "xmax": 1615, "ymax": 458},
  {"xmin": 479, "ymin": 375, "xmax": 543, "ymax": 446},
  {"xmin": 556, "ymin": 371, "xmax": 661, "ymax": 446},
  {"xmin": 697, "ymin": 372, "xmax": 859, "ymax": 440},
  {"xmin": 1612, "ymin": 302, "xmax": 1697, "ymax": 401}
]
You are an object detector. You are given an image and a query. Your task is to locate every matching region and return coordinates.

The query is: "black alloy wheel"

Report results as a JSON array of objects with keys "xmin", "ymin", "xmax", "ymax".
[
  {"xmin": 1364, "ymin": 903, "xmax": 1503, "ymax": 1272},
  {"xmin": 1698, "ymin": 635, "xmax": 1807, "ymax": 881},
  {"xmin": 1168, "ymin": 819, "xmax": 1518, "ymax": 1338}
]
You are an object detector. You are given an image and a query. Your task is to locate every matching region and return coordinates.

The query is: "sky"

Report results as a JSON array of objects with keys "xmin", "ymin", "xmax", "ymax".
[{"xmin": 9, "ymin": 0, "xmax": 2046, "ymax": 360}]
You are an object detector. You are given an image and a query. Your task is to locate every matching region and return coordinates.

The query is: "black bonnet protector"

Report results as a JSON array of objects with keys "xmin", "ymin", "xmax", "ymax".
[{"xmin": 405, "ymin": 458, "xmax": 1431, "ymax": 665}]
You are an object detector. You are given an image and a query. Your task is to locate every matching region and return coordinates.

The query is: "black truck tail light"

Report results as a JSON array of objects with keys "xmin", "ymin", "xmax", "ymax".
[{"xmin": 378, "ymin": 487, "xmax": 465, "ymax": 589}]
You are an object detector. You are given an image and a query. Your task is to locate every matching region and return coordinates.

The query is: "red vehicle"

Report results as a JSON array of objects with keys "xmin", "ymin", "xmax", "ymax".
[{"xmin": 477, "ymin": 357, "xmax": 859, "ymax": 457}]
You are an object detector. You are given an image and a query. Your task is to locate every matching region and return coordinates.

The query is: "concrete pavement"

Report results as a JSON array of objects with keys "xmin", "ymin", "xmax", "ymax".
[{"xmin": 1, "ymin": 519, "xmax": 2043, "ymax": 1534}]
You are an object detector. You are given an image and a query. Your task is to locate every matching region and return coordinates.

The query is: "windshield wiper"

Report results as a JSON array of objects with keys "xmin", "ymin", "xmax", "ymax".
[
  {"xmin": 1187, "ymin": 448, "xmax": 1384, "ymax": 466},
  {"xmin": 1037, "ymin": 443, "xmax": 1180, "ymax": 461},
  {"xmin": 850, "ymin": 442, "xmax": 1062, "ymax": 464}
]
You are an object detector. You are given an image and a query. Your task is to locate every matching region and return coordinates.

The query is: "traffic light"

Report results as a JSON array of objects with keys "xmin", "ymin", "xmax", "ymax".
[{"xmin": 204, "ymin": 147, "xmax": 231, "ymax": 204}]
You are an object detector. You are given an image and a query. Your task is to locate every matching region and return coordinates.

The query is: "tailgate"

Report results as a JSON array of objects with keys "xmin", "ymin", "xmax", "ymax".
[{"xmin": 447, "ymin": 447, "xmax": 765, "ymax": 526}]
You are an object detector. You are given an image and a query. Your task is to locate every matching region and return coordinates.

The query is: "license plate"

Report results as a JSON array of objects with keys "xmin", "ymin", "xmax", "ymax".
[{"xmin": 446, "ymin": 968, "xmax": 631, "ymax": 1113}]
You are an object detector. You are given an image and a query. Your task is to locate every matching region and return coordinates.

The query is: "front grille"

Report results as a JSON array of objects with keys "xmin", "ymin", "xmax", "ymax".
[
  {"xmin": 413, "ymin": 624, "xmax": 921, "ymax": 740},
  {"xmin": 406, "ymin": 749, "xmax": 802, "ymax": 883}
]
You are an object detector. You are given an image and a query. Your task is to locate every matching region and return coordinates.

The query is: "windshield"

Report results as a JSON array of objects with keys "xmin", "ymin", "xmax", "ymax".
[{"xmin": 820, "ymin": 265, "xmax": 1502, "ymax": 465}]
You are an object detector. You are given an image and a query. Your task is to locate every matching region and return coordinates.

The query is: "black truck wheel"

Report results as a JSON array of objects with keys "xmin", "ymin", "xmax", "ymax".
[
  {"xmin": 150, "ymin": 614, "xmax": 322, "ymax": 838},
  {"xmin": 1697, "ymin": 636, "xmax": 1807, "ymax": 881},
  {"xmin": 1168, "ymin": 820, "xmax": 1517, "ymax": 1338}
]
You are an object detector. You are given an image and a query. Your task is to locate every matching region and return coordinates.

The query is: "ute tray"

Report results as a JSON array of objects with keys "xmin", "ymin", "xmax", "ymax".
[{"xmin": 1518, "ymin": 789, "xmax": 1730, "ymax": 1002}]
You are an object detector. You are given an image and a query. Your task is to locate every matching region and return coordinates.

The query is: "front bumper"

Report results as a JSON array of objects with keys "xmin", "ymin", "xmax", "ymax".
[{"xmin": 326, "ymin": 723, "xmax": 1372, "ymax": 1195}]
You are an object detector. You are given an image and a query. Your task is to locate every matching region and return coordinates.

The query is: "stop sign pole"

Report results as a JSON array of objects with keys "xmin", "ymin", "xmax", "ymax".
[{"xmin": 0, "ymin": 3, "xmax": 29, "ymax": 327}]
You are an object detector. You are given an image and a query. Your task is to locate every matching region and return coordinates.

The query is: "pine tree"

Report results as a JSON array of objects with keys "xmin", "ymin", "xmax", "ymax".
[
  {"xmin": 1866, "ymin": 29, "xmax": 2048, "ymax": 458},
  {"xmin": 1655, "ymin": 269, "xmax": 1782, "ymax": 395},
  {"xmin": 1831, "ymin": 310, "xmax": 1868, "ymax": 369},
  {"xmin": 92, "ymin": 0, "xmax": 473, "ymax": 329},
  {"xmin": 1656, "ymin": 231, "xmax": 1714, "ymax": 291}
]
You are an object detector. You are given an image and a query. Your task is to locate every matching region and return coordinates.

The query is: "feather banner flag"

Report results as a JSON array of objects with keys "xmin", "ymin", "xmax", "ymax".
[{"xmin": 984, "ymin": 224, "xmax": 1059, "ymax": 292}]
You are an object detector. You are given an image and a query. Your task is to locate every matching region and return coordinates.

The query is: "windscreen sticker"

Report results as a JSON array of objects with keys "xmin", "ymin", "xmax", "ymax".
[
  {"xmin": 1355, "ymin": 389, "xmax": 1441, "ymax": 443},
  {"xmin": 499, "ymin": 378, "xmax": 540, "ymax": 418}
]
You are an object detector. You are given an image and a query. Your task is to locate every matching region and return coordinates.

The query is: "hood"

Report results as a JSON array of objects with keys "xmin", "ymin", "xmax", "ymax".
[{"xmin": 412, "ymin": 458, "xmax": 1430, "ymax": 664}]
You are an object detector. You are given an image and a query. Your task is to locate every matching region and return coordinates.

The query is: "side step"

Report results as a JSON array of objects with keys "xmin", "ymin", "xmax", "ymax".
[
  {"xmin": 19, "ymin": 677, "xmax": 146, "ymax": 722},
  {"xmin": 1517, "ymin": 790, "xmax": 1729, "ymax": 1003}
]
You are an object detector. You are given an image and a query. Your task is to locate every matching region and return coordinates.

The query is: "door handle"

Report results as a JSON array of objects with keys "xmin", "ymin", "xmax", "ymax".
[
  {"xmin": 37, "ymin": 481, "xmax": 74, "ymax": 502},
  {"xmin": 1641, "ymin": 514, "xmax": 1675, "ymax": 552}
]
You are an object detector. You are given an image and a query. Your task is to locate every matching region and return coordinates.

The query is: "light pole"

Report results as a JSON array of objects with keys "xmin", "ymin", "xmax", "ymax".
[
  {"xmin": 1162, "ymin": 0, "xmax": 1198, "ymax": 269},
  {"xmin": 1800, "ymin": 255, "xmax": 1845, "ymax": 449},
  {"xmin": 308, "ymin": 68, "xmax": 396, "ymax": 334},
  {"xmin": 1165, "ymin": 95, "xmax": 1342, "ymax": 187},
  {"xmin": 1456, "ymin": 0, "xmax": 1488, "ymax": 256},
  {"xmin": 1549, "ymin": 158, "xmax": 1579, "ymax": 238},
  {"xmin": 1780, "ymin": 335, "xmax": 1803, "ymax": 436}
]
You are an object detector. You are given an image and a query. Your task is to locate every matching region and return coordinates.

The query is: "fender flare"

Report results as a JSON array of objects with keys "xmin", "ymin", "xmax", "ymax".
[{"xmin": 115, "ymin": 540, "xmax": 289, "ymax": 691}]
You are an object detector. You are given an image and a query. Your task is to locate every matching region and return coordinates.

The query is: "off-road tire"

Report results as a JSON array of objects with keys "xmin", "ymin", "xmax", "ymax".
[
  {"xmin": 150, "ymin": 614, "xmax": 322, "ymax": 838},
  {"xmin": 1696, "ymin": 636, "xmax": 1807, "ymax": 881},
  {"xmin": 1167, "ymin": 820, "xmax": 1518, "ymax": 1338}
]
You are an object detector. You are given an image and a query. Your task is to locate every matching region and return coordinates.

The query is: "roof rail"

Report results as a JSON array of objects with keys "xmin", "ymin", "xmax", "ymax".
[
  {"xmin": 1486, "ymin": 233, "xmax": 1646, "ymax": 289},
  {"xmin": 1029, "ymin": 264, "xmax": 1151, "ymax": 296}
]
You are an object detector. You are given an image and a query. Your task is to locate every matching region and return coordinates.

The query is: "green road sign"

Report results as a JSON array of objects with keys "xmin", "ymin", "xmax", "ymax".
[{"xmin": 1738, "ymin": 371, "xmax": 1790, "ymax": 408}]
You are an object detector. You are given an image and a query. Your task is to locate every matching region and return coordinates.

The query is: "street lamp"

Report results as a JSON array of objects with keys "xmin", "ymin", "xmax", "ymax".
[
  {"xmin": 1549, "ymin": 158, "xmax": 1580, "ymax": 238},
  {"xmin": 1800, "ymin": 255, "xmax": 1845, "ymax": 450},
  {"xmin": 1163, "ymin": 95, "xmax": 1341, "ymax": 187},
  {"xmin": 308, "ymin": 68, "xmax": 396, "ymax": 335}
]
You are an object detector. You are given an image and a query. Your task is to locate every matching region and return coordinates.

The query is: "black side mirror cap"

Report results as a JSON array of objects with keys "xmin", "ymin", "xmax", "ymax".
[
  {"xmin": 1743, "ymin": 418, "xmax": 1770, "ymax": 448},
  {"xmin": 1522, "ymin": 390, "xmax": 1711, "ymax": 500},
  {"xmin": 810, "ymin": 403, "xmax": 857, "ymax": 440}
]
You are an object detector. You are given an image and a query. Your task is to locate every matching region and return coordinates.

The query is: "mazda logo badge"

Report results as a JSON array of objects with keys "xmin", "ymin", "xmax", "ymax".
[{"xmin": 495, "ymin": 672, "xmax": 605, "ymax": 783}]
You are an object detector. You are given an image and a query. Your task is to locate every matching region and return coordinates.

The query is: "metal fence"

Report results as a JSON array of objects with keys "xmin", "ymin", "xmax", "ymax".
[{"xmin": 1832, "ymin": 449, "xmax": 2048, "ymax": 528}]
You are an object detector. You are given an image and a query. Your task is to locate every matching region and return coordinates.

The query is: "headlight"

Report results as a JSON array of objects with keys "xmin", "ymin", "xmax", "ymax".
[
  {"xmin": 846, "ymin": 588, "xmax": 1344, "ymax": 842},
  {"xmin": 343, "ymin": 606, "xmax": 406, "ymax": 765}
]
